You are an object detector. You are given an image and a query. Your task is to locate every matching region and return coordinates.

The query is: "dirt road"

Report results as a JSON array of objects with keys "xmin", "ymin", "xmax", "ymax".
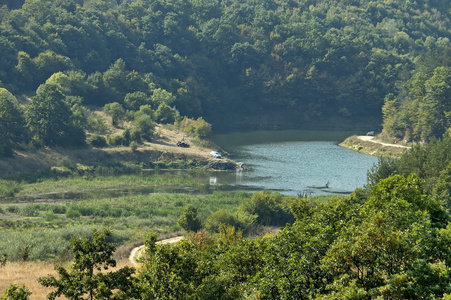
[
  {"xmin": 128, "ymin": 236, "xmax": 184, "ymax": 266},
  {"xmin": 357, "ymin": 136, "xmax": 410, "ymax": 149}
]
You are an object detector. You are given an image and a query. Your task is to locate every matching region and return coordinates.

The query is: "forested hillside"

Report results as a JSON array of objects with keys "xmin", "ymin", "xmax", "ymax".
[{"xmin": 1, "ymin": 0, "xmax": 451, "ymax": 149}]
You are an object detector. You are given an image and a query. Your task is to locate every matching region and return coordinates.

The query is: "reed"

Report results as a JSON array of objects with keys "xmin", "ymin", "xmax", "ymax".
[{"xmin": 0, "ymin": 191, "xmax": 251, "ymax": 262}]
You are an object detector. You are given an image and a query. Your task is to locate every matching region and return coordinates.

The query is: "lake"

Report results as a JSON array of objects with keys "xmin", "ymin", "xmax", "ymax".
[{"xmin": 210, "ymin": 130, "xmax": 379, "ymax": 196}]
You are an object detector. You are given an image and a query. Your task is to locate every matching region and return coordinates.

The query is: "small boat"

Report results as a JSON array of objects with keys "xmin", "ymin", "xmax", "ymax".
[{"xmin": 307, "ymin": 181, "xmax": 330, "ymax": 189}]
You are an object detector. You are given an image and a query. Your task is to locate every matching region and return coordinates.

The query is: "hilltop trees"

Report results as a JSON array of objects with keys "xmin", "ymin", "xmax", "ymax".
[
  {"xmin": 0, "ymin": 0, "xmax": 450, "ymax": 138},
  {"xmin": 27, "ymin": 83, "xmax": 85, "ymax": 146},
  {"xmin": 0, "ymin": 88, "xmax": 26, "ymax": 156}
]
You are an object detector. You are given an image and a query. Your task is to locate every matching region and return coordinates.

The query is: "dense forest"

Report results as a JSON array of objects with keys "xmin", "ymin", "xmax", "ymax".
[{"xmin": 2, "ymin": 0, "xmax": 451, "ymax": 155}]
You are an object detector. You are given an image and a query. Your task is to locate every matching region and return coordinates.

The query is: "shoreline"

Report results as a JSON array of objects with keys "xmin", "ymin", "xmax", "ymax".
[
  {"xmin": 339, "ymin": 135, "xmax": 410, "ymax": 156},
  {"xmin": 0, "ymin": 126, "xmax": 238, "ymax": 179}
]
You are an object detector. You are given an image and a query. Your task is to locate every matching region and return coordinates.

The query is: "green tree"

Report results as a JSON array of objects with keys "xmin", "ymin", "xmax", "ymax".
[
  {"xmin": 238, "ymin": 191, "xmax": 294, "ymax": 226},
  {"xmin": 0, "ymin": 88, "xmax": 26, "ymax": 156},
  {"xmin": 102, "ymin": 59, "xmax": 128, "ymax": 102},
  {"xmin": 131, "ymin": 114, "xmax": 154, "ymax": 141},
  {"xmin": 33, "ymin": 51, "xmax": 73, "ymax": 85},
  {"xmin": 154, "ymin": 103, "xmax": 179, "ymax": 124},
  {"xmin": 124, "ymin": 91, "xmax": 150, "ymax": 111},
  {"xmin": 14, "ymin": 51, "xmax": 37, "ymax": 90},
  {"xmin": 103, "ymin": 102, "xmax": 125, "ymax": 127},
  {"xmin": 39, "ymin": 228, "xmax": 136, "ymax": 300},
  {"xmin": 151, "ymin": 88, "xmax": 175, "ymax": 107},
  {"xmin": 178, "ymin": 204, "xmax": 202, "ymax": 232},
  {"xmin": 432, "ymin": 161, "xmax": 451, "ymax": 213},
  {"xmin": 0, "ymin": 284, "xmax": 31, "ymax": 300},
  {"xmin": 27, "ymin": 84, "xmax": 83, "ymax": 146}
]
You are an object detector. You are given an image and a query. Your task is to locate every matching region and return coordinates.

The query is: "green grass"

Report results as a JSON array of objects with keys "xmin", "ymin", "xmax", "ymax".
[
  {"xmin": 0, "ymin": 185, "xmax": 251, "ymax": 261},
  {"xmin": 14, "ymin": 173, "xmax": 210, "ymax": 196}
]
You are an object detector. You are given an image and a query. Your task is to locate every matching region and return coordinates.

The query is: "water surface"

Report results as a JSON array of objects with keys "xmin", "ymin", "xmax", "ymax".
[{"xmin": 211, "ymin": 130, "xmax": 379, "ymax": 196}]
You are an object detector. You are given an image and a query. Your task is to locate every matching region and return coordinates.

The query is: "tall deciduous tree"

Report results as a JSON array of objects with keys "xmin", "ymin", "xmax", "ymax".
[
  {"xmin": 27, "ymin": 83, "xmax": 84, "ymax": 146},
  {"xmin": 0, "ymin": 88, "xmax": 26, "ymax": 156},
  {"xmin": 103, "ymin": 102, "xmax": 125, "ymax": 127}
]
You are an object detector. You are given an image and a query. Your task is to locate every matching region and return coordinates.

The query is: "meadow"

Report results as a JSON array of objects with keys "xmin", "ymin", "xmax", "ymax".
[{"xmin": 0, "ymin": 173, "xmax": 251, "ymax": 262}]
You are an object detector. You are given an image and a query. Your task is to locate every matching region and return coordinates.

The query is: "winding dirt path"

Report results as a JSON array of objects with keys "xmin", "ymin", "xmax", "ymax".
[
  {"xmin": 357, "ymin": 136, "xmax": 410, "ymax": 149},
  {"xmin": 128, "ymin": 236, "xmax": 184, "ymax": 266}
]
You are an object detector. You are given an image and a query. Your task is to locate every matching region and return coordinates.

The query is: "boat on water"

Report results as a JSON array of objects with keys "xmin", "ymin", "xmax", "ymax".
[{"xmin": 307, "ymin": 181, "xmax": 330, "ymax": 189}]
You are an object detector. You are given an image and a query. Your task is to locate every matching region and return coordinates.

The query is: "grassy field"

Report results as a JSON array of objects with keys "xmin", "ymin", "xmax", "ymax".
[{"xmin": 0, "ymin": 173, "xmax": 251, "ymax": 261}]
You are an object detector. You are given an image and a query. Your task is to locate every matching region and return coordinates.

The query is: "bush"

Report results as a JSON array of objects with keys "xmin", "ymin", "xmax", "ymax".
[
  {"xmin": 76, "ymin": 163, "xmax": 94, "ymax": 176},
  {"xmin": 130, "ymin": 141, "xmax": 138, "ymax": 151},
  {"xmin": 1, "ymin": 284, "xmax": 31, "ymax": 300},
  {"xmin": 88, "ymin": 134, "xmax": 107, "ymax": 147},
  {"xmin": 6, "ymin": 206, "xmax": 20, "ymax": 214},
  {"xmin": 238, "ymin": 191, "xmax": 294, "ymax": 226},
  {"xmin": 87, "ymin": 115, "xmax": 108, "ymax": 133},
  {"xmin": 178, "ymin": 204, "xmax": 202, "ymax": 232},
  {"xmin": 21, "ymin": 205, "xmax": 40, "ymax": 217},
  {"xmin": 51, "ymin": 166, "xmax": 72, "ymax": 177},
  {"xmin": 107, "ymin": 134, "xmax": 128, "ymax": 146},
  {"xmin": 204, "ymin": 210, "xmax": 240, "ymax": 233},
  {"xmin": 66, "ymin": 208, "xmax": 81, "ymax": 219},
  {"xmin": 0, "ymin": 180, "xmax": 20, "ymax": 197},
  {"xmin": 177, "ymin": 117, "xmax": 212, "ymax": 138},
  {"xmin": 51, "ymin": 206, "xmax": 67, "ymax": 214},
  {"xmin": 132, "ymin": 114, "xmax": 154, "ymax": 141}
]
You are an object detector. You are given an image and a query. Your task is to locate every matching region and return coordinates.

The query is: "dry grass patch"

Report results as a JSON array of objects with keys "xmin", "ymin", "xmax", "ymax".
[
  {"xmin": 0, "ymin": 262, "xmax": 60, "ymax": 299},
  {"xmin": 0, "ymin": 260, "xmax": 134, "ymax": 299}
]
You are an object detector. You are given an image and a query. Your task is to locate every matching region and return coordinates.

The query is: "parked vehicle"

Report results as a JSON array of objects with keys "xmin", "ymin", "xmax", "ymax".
[
  {"xmin": 210, "ymin": 151, "xmax": 221, "ymax": 158},
  {"xmin": 177, "ymin": 141, "xmax": 190, "ymax": 148},
  {"xmin": 366, "ymin": 131, "xmax": 375, "ymax": 136}
]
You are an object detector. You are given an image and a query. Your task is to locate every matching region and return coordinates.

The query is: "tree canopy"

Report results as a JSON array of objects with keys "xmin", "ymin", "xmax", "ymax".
[{"xmin": 1, "ymin": 0, "xmax": 451, "ymax": 144}]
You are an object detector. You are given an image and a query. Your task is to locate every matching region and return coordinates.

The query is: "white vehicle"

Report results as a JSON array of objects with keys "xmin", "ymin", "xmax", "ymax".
[{"xmin": 210, "ymin": 151, "xmax": 222, "ymax": 158}]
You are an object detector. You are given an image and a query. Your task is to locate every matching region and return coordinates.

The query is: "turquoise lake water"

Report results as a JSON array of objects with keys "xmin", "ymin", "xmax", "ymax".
[{"xmin": 211, "ymin": 130, "xmax": 379, "ymax": 196}]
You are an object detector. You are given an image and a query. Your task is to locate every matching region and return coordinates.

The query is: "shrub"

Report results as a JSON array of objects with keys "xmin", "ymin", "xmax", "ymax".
[
  {"xmin": 51, "ymin": 166, "xmax": 72, "ymax": 177},
  {"xmin": 66, "ymin": 208, "xmax": 81, "ymax": 219},
  {"xmin": 21, "ymin": 205, "xmax": 40, "ymax": 217},
  {"xmin": 0, "ymin": 180, "xmax": 20, "ymax": 197},
  {"xmin": 204, "ymin": 210, "xmax": 240, "ymax": 233},
  {"xmin": 178, "ymin": 204, "xmax": 202, "ymax": 232},
  {"xmin": 87, "ymin": 115, "xmax": 108, "ymax": 133},
  {"xmin": 130, "ymin": 141, "xmax": 138, "ymax": 151},
  {"xmin": 107, "ymin": 134, "xmax": 127, "ymax": 146},
  {"xmin": 76, "ymin": 164, "xmax": 94, "ymax": 176},
  {"xmin": 238, "ymin": 191, "xmax": 294, "ymax": 226},
  {"xmin": 177, "ymin": 117, "xmax": 212, "ymax": 138},
  {"xmin": 132, "ymin": 114, "xmax": 154, "ymax": 141},
  {"xmin": 1, "ymin": 284, "xmax": 31, "ymax": 300},
  {"xmin": 6, "ymin": 206, "xmax": 20, "ymax": 214},
  {"xmin": 51, "ymin": 205, "xmax": 67, "ymax": 214},
  {"xmin": 88, "ymin": 134, "xmax": 107, "ymax": 147}
]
